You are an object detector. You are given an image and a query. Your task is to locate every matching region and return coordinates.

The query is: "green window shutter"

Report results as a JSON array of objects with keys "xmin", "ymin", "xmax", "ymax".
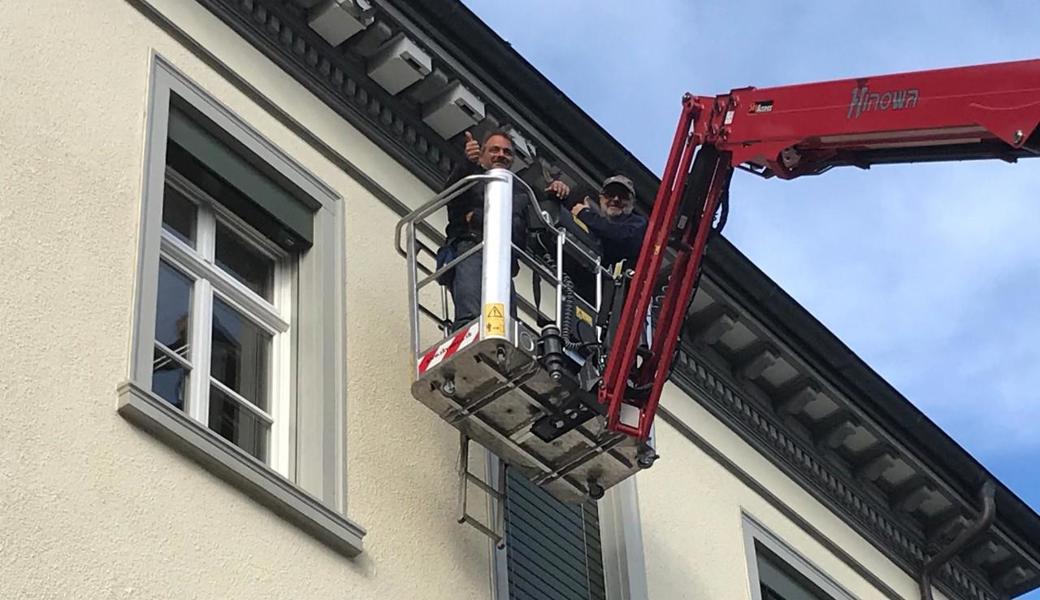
[
  {"xmin": 505, "ymin": 469, "xmax": 606, "ymax": 600},
  {"xmin": 166, "ymin": 97, "xmax": 319, "ymax": 250}
]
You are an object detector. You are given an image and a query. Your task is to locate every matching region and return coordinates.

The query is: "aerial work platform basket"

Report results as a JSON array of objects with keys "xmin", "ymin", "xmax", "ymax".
[{"xmin": 395, "ymin": 168, "xmax": 655, "ymax": 504}]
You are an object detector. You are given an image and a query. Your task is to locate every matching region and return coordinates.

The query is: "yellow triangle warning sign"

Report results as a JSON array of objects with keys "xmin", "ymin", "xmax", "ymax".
[{"xmin": 484, "ymin": 303, "xmax": 506, "ymax": 336}]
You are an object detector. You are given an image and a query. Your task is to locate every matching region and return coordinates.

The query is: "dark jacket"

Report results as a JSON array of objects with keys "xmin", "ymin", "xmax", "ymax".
[
  {"xmin": 445, "ymin": 161, "xmax": 530, "ymax": 248},
  {"xmin": 573, "ymin": 207, "xmax": 648, "ymax": 267}
]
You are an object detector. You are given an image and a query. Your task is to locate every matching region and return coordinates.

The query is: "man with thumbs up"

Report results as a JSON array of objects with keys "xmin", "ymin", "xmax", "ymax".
[
  {"xmin": 441, "ymin": 129, "xmax": 570, "ymax": 329},
  {"xmin": 567, "ymin": 175, "xmax": 646, "ymax": 267}
]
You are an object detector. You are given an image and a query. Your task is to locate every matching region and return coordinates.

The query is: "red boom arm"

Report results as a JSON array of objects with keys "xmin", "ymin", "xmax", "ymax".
[{"xmin": 601, "ymin": 59, "xmax": 1040, "ymax": 440}]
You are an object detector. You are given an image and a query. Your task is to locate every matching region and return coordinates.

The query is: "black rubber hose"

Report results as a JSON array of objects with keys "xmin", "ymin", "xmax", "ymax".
[
  {"xmin": 714, "ymin": 188, "xmax": 729, "ymax": 234},
  {"xmin": 559, "ymin": 273, "xmax": 583, "ymax": 352},
  {"xmin": 539, "ymin": 248, "xmax": 583, "ymax": 352}
]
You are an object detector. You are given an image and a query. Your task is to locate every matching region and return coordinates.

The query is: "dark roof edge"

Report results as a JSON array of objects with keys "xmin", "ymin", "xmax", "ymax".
[{"xmin": 387, "ymin": 0, "xmax": 1040, "ymax": 560}]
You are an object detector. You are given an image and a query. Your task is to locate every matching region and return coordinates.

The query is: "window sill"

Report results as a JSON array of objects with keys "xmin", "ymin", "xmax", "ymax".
[{"xmin": 116, "ymin": 380, "xmax": 365, "ymax": 557}]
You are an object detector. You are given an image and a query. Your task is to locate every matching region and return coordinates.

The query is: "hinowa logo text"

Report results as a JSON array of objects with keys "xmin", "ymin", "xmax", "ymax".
[{"xmin": 847, "ymin": 85, "xmax": 919, "ymax": 119}]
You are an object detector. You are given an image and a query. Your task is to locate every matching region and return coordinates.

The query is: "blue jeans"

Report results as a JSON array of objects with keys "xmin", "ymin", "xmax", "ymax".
[
  {"xmin": 450, "ymin": 240, "xmax": 483, "ymax": 327},
  {"xmin": 450, "ymin": 239, "xmax": 518, "ymax": 330}
]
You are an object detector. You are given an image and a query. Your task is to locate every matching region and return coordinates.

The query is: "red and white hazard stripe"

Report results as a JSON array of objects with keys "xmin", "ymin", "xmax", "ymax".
[{"xmin": 417, "ymin": 322, "xmax": 481, "ymax": 376}]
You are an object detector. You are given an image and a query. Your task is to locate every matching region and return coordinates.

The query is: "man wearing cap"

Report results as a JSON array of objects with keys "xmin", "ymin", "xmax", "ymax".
[{"xmin": 569, "ymin": 175, "xmax": 648, "ymax": 267}]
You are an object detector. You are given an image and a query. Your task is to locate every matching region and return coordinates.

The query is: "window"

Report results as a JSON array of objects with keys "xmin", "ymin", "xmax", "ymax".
[
  {"xmin": 153, "ymin": 172, "xmax": 292, "ymax": 467},
  {"xmin": 502, "ymin": 468, "xmax": 607, "ymax": 600},
  {"xmin": 756, "ymin": 543, "xmax": 836, "ymax": 600},
  {"xmin": 743, "ymin": 514, "xmax": 855, "ymax": 600},
  {"xmin": 121, "ymin": 55, "xmax": 363, "ymax": 556}
]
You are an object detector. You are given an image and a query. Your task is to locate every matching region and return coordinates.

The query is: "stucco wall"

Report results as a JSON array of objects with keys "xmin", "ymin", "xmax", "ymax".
[
  {"xmin": 636, "ymin": 382, "xmax": 930, "ymax": 600},
  {"xmin": 0, "ymin": 1, "xmax": 493, "ymax": 598}
]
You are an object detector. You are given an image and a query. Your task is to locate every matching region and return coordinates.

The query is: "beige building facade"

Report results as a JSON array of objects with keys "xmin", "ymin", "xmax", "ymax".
[{"xmin": 2, "ymin": 1, "xmax": 1038, "ymax": 599}]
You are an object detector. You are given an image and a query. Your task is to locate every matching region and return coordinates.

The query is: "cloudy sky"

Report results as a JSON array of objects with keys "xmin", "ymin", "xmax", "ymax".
[{"xmin": 462, "ymin": 0, "xmax": 1040, "ymax": 591}]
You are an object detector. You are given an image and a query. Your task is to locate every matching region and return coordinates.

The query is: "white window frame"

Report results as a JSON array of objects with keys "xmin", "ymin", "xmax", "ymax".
[
  {"xmin": 157, "ymin": 168, "xmax": 294, "ymax": 471},
  {"xmin": 120, "ymin": 53, "xmax": 364, "ymax": 556},
  {"xmin": 597, "ymin": 477, "xmax": 650, "ymax": 600},
  {"xmin": 742, "ymin": 513, "xmax": 857, "ymax": 600}
]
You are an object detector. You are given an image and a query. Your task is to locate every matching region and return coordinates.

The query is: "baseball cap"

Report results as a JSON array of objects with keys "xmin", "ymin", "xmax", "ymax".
[{"xmin": 600, "ymin": 175, "xmax": 635, "ymax": 199}]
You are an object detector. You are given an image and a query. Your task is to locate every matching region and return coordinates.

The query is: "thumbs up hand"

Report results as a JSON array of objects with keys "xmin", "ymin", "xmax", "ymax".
[
  {"xmin": 464, "ymin": 131, "xmax": 481, "ymax": 164},
  {"xmin": 571, "ymin": 196, "xmax": 591, "ymax": 217}
]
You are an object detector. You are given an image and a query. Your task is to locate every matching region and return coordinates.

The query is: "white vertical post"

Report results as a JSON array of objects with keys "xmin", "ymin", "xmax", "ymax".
[
  {"xmin": 555, "ymin": 229, "xmax": 564, "ymax": 329},
  {"xmin": 480, "ymin": 168, "xmax": 514, "ymax": 341}
]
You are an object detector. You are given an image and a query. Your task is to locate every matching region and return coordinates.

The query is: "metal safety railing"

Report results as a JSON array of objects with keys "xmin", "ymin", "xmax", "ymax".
[{"xmin": 394, "ymin": 168, "xmax": 613, "ymax": 371}]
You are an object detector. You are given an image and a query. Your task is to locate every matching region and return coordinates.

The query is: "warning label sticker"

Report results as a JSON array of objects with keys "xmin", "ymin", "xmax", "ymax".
[{"xmin": 484, "ymin": 303, "xmax": 506, "ymax": 336}]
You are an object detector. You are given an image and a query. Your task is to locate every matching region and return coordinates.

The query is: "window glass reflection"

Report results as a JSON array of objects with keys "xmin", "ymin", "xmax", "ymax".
[
  {"xmin": 161, "ymin": 185, "xmax": 196, "ymax": 247},
  {"xmin": 155, "ymin": 261, "xmax": 192, "ymax": 357},
  {"xmin": 215, "ymin": 223, "xmax": 273, "ymax": 300},
  {"xmin": 210, "ymin": 297, "xmax": 270, "ymax": 410},
  {"xmin": 152, "ymin": 348, "xmax": 189, "ymax": 410},
  {"xmin": 209, "ymin": 385, "xmax": 268, "ymax": 461}
]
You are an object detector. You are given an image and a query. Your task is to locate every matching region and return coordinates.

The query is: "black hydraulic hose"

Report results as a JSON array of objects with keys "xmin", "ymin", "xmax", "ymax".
[
  {"xmin": 537, "ymin": 246, "xmax": 583, "ymax": 352},
  {"xmin": 715, "ymin": 188, "xmax": 729, "ymax": 234},
  {"xmin": 919, "ymin": 480, "xmax": 997, "ymax": 600},
  {"xmin": 558, "ymin": 273, "xmax": 582, "ymax": 352}
]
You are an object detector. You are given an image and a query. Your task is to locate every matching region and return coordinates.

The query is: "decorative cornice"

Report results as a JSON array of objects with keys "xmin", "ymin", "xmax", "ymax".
[
  {"xmin": 670, "ymin": 345, "xmax": 999, "ymax": 600},
  {"xmin": 197, "ymin": 0, "xmax": 457, "ymax": 189}
]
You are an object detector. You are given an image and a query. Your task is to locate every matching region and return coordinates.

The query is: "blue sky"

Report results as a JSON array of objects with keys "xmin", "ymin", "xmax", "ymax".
[{"xmin": 461, "ymin": 0, "xmax": 1040, "ymax": 594}]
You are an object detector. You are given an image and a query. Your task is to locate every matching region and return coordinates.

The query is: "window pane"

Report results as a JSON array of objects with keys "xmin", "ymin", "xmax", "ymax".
[
  {"xmin": 215, "ymin": 222, "xmax": 274, "ymax": 300},
  {"xmin": 757, "ymin": 545, "xmax": 835, "ymax": 600},
  {"xmin": 162, "ymin": 185, "xmax": 196, "ymax": 246},
  {"xmin": 210, "ymin": 297, "xmax": 270, "ymax": 410},
  {"xmin": 155, "ymin": 261, "xmax": 192, "ymax": 358},
  {"xmin": 152, "ymin": 347, "xmax": 189, "ymax": 410},
  {"xmin": 209, "ymin": 386, "xmax": 268, "ymax": 461}
]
